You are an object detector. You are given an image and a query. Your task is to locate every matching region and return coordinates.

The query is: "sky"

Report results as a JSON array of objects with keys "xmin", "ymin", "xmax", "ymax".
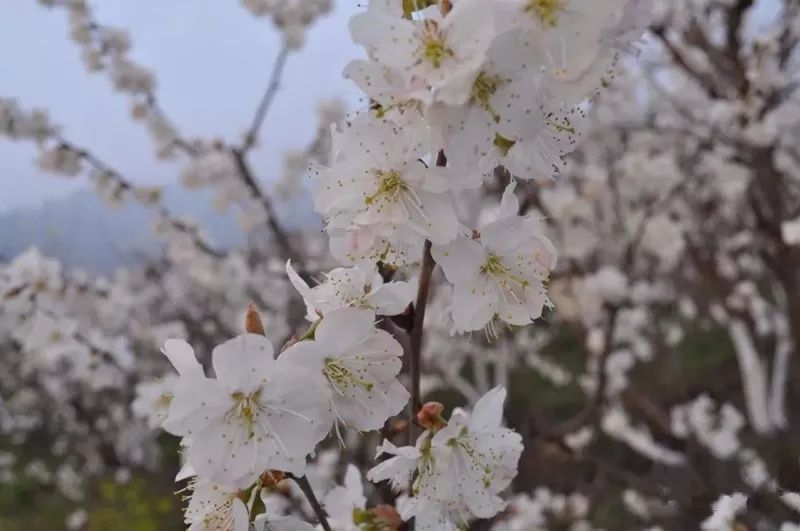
[{"xmin": 0, "ymin": 0, "xmax": 363, "ymax": 212}]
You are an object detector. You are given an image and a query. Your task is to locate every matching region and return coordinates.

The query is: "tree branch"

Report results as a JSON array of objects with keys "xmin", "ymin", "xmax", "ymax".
[
  {"xmin": 651, "ymin": 25, "xmax": 722, "ymax": 99},
  {"xmin": 291, "ymin": 475, "xmax": 332, "ymax": 531},
  {"xmin": 243, "ymin": 46, "xmax": 290, "ymax": 152},
  {"xmin": 51, "ymin": 132, "xmax": 223, "ymax": 258},
  {"xmin": 407, "ymin": 239, "xmax": 434, "ymax": 445},
  {"xmin": 405, "ymin": 151, "xmax": 446, "ymax": 448},
  {"xmin": 230, "ymin": 148, "xmax": 299, "ymax": 262}
]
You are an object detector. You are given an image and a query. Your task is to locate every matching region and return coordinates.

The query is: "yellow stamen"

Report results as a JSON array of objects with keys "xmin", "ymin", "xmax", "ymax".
[{"xmin": 525, "ymin": 0, "xmax": 564, "ymax": 27}]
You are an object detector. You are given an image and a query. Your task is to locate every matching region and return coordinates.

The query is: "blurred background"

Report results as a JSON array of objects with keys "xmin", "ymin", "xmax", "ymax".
[{"xmin": 2, "ymin": 0, "xmax": 800, "ymax": 530}]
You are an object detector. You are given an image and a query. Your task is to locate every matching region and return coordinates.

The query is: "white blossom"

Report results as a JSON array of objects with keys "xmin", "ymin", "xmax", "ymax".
[
  {"xmin": 286, "ymin": 261, "xmax": 417, "ymax": 321},
  {"xmin": 280, "ymin": 307, "xmax": 408, "ymax": 432},
  {"xmin": 313, "ymin": 113, "xmax": 462, "ymax": 266},
  {"xmin": 701, "ymin": 493, "xmax": 747, "ymax": 531},
  {"xmin": 349, "ymin": 0, "xmax": 496, "ymax": 105},
  {"xmin": 183, "ymin": 478, "xmax": 249, "ymax": 531},
  {"xmin": 162, "ymin": 335, "xmax": 333, "ymax": 483},
  {"xmin": 432, "ymin": 183, "xmax": 556, "ymax": 333},
  {"xmin": 322, "ymin": 464, "xmax": 367, "ymax": 530}
]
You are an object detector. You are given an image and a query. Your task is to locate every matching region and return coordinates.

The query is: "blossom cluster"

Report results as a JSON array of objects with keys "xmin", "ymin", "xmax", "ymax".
[
  {"xmin": 148, "ymin": 302, "xmax": 523, "ymax": 529},
  {"xmin": 313, "ymin": 0, "xmax": 652, "ymax": 333},
  {"xmin": 241, "ymin": 0, "xmax": 333, "ymax": 49},
  {"xmin": 133, "ymin": 0, "xmax": 656, "ymax": 529}
]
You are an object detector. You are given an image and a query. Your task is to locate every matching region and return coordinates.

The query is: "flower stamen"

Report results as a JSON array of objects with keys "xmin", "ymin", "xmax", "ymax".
[
  {"xmin": 525, "ymin": 0, "xmax": 564, "ymax": 27},
  {"xmin": 323, "ymin": 358, "xmax": 375, "ymax": 393},
  {"xmin": 418, "ymin": 20, "xmax": 453, "ymax": 69},
  {"xmin": 470, "ymin": 72, "xmax": 505, "ymax": 122}
]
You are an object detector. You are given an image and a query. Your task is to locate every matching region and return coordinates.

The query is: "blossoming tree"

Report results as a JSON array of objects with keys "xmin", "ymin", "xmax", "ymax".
[{"xmin": 2, "ymin": 0, "xmax": 800, "ymax": 530}]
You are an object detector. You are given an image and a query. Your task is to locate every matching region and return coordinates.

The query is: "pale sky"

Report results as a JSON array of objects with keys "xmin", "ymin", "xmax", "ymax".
[
  {"xmin": 1, "ymin": 0, "xmax": 783, "ymax": 213},
  {"xmin": 0, "ymin": 0, "xmax": 363, "ymax": 211}
]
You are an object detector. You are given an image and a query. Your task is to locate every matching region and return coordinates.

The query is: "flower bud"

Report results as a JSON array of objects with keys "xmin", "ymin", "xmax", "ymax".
[
  {"xmin": 245, "ymin": 302, "xmax": 266, "ymax": 336},
  {"xmin": 416, "ymin": 401, "xmax": 446, "ymax": 430},
  {"xmin": 373, "ymin": 504, "xmax": 403, "ymax": 530},
  {"xmin": 259, "ymin": 470, "xmax": 286, "ymax": 487},
  {"xmin": 353, "ymin": 505, "xmax": 403, "ymax": 531},
  {"xmin": 390, "ymin": 418, "xmax": 408, "ymax": 434}
]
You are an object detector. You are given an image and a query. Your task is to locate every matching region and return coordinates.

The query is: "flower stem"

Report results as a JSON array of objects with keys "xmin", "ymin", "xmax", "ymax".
[
  {"xmin": 291, "ymin": 475, "xmax": 332, "ymax": 531},
  {"xmin": 406, "ymin": 150, "xmax": 445, "ymax": 446},
  {"xmin": 407, "ymin": 240, "xmax": 435, "ymax": 446}
]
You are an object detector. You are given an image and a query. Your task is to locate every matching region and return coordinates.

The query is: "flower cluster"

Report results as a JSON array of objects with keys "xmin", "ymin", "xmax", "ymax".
[
  {"xmin": 369, "ymin": 388, "xmax": 522, "ymax": 529},
  {"xmin": 313, "ymin": 0, "xmax": 651, "ymax": 333},
  {"xmin": 148, "ymin": 300, "xmax": 520, "ymax": 529},
  {"xmin": 2, "ymin": 0, "xmax": 672, "ymax": 529},
  {"xmin": 138, "ymin": 0, "xmax": 652, "ymax": 528}
]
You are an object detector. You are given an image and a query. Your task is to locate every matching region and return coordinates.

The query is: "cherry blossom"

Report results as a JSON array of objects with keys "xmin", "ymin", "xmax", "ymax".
[
  {"xmin": 432, "ymin": 184, "xmax": 557, "ymax": 333},
  {"xmin": 349, "ymin": 0, "xmax": 496, "ymax": 105},
  {"xmin": 322, "ymin": 464, "xmax": 366, "ymax": 530},
  {"xmin": 280, "ymin": 307, "xmax": 408, "ymax": 432},
  {"xmin": 430, "ymin": 386, "xmax": 522, "ymax": 518},
  {"xmin": 313, "ymin": 113, "xmax": 462, "ymax": 266},
  {"xmin": 162, "ymin": 334, "xmax": 333, "ymax": 483},
  {"xmin": 183, "ymin": 478, "xmax": 250, "ymax": 531},
  {"xmin": 285, "ymin": 261, "xmax": 417, "ymax": 321},
  {"xmin": 368, "ymin": 387, "xmax": 521, "ymax": 529}
]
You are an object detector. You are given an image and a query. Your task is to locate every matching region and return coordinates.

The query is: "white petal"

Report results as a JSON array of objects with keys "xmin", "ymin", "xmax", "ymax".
[
  {"xmin": 162, "ymin": 376, "xmax": 230, "ymax": 437},
  {"xmin": 431, "ymin": 236, "xmax": 486, "ymax": 285},
  {"xmin": 451, "ymin": 276, "xmax": 499, "ymax": 332},
  {"xmin": 469, "ymin": 386, "xmax": 507, "ymax": 432},
  {"xmin": 232, "ymin": 498, "xmax": 250, "ymax": 531},
  {"xmin": 259, "ymin": 360, "xmax": 334, "ymax": 462},
  {"xmin": 286, "ymin": 260, "xmax": 318, "ymax": 321},
  {"xmin": 367, "ymin": 277, "xmax": 417, "ymax": 316},
  {"xmin": 162, "ymin": 339, "xmax": 203, "ymax": 377},
  {"xmin": 212, "ymin": 334, "xmax": 275, "ymax": 393},
  {"xmin": 188, "ymin": 420, "xmax": 258, "ymax": 486},
  {"xmin": 497, "ymin": 182, "xmax": 519, "ymax": 220},
  {"xmin": 314, "ymin": 307, "xmax": 376, "ymax": 354},
  {"xmin": 349, "ymin": 13, "xmax": 417, "ymax": 69}
]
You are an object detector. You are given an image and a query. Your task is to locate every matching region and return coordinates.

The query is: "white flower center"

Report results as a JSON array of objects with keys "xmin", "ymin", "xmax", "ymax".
[
  {"xmin": 228, "ymin": 390, "xmax": 262, "ymax": 438},
  {"xmin": 323, "ymin": 358, "xmax": 374, "ymax": 393},
  {"xmin": 525, "ymin": 0, "xmax": 564, "ymax": 27},
  {"xmin": 481, "ymin": 254, "xmax": 530, "ymax": 289},
  {"xmin": 364, "ymin": 170, "xmax": 408, "ymax": 207},
  {"xmin": 417, "ymin": 20, "xmax": 453, "ymax": 69},
  {"xmin": 470, "ymin": 72, "xmax": 506, "ymax": 123}
]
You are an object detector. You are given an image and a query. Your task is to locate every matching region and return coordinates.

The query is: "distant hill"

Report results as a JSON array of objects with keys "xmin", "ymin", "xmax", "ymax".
[{"xmin": 0, "ymin": 184, "xmax": 319, "ymax": 273}]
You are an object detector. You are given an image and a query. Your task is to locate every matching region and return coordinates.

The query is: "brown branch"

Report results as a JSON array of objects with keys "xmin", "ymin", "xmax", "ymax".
[
  {"xmin": 230, "ymin": 148, "xmax": 299, "ymax": 262},
  {"xmin": 405, "ymin": 151, "xmax": 446, "ymax": 447},
  {"xmin": 725, "ymin": 0, "xmax": 754, "ymax": 96},
  {"xmin": 290, "ymin": 475, "xmax": 332, "ymax": 531},
  {"xmin": 406, "ymin": 239, "xmax": 434, "ymax": 446},
  {"xmin": 51, "ymin": 132, "xmax": 223, "ymax": 258},
  {"xmin": 651, "ymin": 25, "xmax": 722, "ymax": 99}
]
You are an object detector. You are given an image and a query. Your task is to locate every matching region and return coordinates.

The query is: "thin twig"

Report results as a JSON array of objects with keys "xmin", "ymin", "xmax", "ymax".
[
  {"xmin": 51, "ymin": 132, "xmax": 223, "ymax": 258},
  {"xmin": 291, "ymin": 475, "xmax": 332, "ymax": 531},
  {"xmin": 405, "ymin": 152, "xmax": 445, "ymax": 445},
  {"xmin": 650, "ymin": 25, "xmax": 721, "ymax": 99},
  {"xmin": 230, "ymin": 148, "xmax": 299, "ymax": 261},
  {"xmin": 243, "ymin": 46, "xmax": 291, "ymax": 152}
]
